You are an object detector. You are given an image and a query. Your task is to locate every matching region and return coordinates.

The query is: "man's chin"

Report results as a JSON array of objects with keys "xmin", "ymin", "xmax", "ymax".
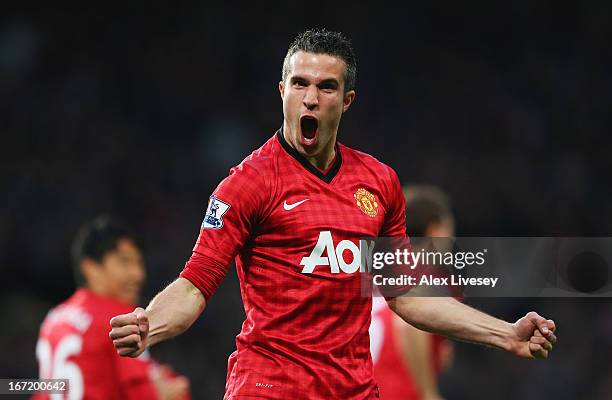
[
  {"xmin": 285, "ymin": 128, "xmax": 325, "ymax": 158},
  {"xmin": 296, "ymin": 142, "xmax": 320, "ymax": 158},
  {"xmin": 118, "ymin": 290, "xmax": 140, "ymax": 305}
]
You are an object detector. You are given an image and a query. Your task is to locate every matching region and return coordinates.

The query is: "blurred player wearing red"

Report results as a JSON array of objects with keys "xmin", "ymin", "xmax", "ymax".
[
  {"xmin": 109, "ymin": 29, "xmax": 557, "ymax": 400},
  {"xmin": 370, "ymin": 185, "xmax": 460, "ymax": 400},
  {"xmin": 35, "ymin": 217, "xmax": 189, "ymax": 400}
]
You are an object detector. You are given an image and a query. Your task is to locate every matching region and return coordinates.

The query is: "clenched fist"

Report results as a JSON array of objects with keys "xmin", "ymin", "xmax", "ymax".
[
  {"xmin": 512, "ymin": 311, "xmax": 557, "ymax": 359},
  {"xmin": 109, "ymin": 307, "xmax": 150, "ymax": 357}
]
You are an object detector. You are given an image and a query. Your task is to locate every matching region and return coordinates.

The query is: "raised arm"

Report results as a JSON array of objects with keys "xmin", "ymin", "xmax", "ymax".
[
  {"xmin": 386, "ymin": 296, "xmax": 557, "ymax": 359},
  {"xmin": 109, "ymin": 278, "xmax": 205, "ymax": 357},
  {"xmin": 109, "ymin": 162, "xmax": 266, "ymax": 357}
]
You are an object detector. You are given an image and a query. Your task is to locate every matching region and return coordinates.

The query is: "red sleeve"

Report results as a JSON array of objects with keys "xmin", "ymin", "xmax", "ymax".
[
  {"xmin": 380, "ymin": 166, "xmax": 406, "ymax": 237},
  {"xmin": 180, "ymin": 161, "xmax": 267, "ymax": 300},
  {"xmin": 115, "ymin": 352, "xmax": 158, "ymax": 400}
]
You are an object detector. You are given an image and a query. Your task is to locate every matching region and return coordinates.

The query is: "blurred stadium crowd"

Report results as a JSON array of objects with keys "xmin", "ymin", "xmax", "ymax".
[{"xmin": 1, "ymin": 3, "xmax": 611, "ymax": 399}]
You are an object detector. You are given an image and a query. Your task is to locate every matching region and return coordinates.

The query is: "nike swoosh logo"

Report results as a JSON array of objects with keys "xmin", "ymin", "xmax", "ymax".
[{"xmin": 283, "ymin": 199, "xmax": 309, "ymax": 210}]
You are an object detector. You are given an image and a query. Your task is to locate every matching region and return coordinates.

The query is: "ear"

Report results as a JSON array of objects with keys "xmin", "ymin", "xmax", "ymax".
[
  {"xmin": 80, "ymin": 258, "xmax": 100, "ymax": 284},
  {"xmin": 342, "ymin": 90, "xmax": 356, "ymax": 113},
  {"xmin": 279, "ymin": 80, "xmax": 285, "ymax": 99}
]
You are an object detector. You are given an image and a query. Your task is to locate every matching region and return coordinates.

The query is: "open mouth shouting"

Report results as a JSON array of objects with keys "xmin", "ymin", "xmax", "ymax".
[{"xmin": 299, "ymin": 115, "xmax": 319, "ymax": 147}]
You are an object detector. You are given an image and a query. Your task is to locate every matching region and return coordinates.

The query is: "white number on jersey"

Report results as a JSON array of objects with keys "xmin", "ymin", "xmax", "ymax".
[{"xmin": 36, "ymin": 334, "xmax": 84, "ymax": 400}]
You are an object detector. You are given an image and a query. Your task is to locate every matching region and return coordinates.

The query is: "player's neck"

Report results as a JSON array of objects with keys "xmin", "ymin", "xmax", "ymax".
[
  {"xmin": 84, "ymin": 283, "xmax": 135, "ymax": 305},
  {"xmin": 306, "ymin": 146, "xmax": 336, "ymax": 171}
]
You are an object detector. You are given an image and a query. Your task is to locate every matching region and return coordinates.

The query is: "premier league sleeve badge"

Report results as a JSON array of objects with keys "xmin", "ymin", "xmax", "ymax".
[{"xmin": 202, "ymin": 195, "xmax": 231, "ymax": 229}]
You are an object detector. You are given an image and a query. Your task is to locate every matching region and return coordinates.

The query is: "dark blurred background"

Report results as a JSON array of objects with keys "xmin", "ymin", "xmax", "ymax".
[{"xmin": 1, "ymin": 2, "xmax": 611, "ymax": 399}]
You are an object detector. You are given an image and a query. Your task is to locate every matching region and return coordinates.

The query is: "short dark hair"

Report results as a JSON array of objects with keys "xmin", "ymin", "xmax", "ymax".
[
  {"xmin": 71, "ymin": 216, "xmax": 137, "ymax": 286},
  {"xmin": 282, "ymin": 28, "xmax": 357, "ymax": 92},
  {"xmin": 403, "ymin": 185, "xmax": 454, "ymax": 236}
]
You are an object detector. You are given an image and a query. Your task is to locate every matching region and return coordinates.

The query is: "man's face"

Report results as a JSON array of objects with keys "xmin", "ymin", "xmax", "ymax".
[
  {"xmin": 85, "ymin": 238, "xmax": 145, "ymax": 304},
  {"xmin": 279, "ymin": 51, "xmax": 355, "ymax": 161},
  {"xmin": 426, "ymin": 219, "xmax": 455, "ymax": 238}
]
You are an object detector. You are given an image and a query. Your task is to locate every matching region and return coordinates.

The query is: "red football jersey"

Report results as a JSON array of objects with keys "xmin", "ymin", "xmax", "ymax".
[
  {"xmin": 180, "ymin": 130, "xmax": 406, "ymax": 399},
  {"xmin": 34, "ymin": 289, "xmax": 158, "ymax": 400}
]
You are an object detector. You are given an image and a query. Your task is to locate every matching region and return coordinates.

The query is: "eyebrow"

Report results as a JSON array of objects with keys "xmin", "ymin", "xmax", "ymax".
[
  {"xmin": 290, "ymin": 76, "xmax": 340, "ymax": 87},
  {"xmin": 318, "ymin": 78, "xmax": 339, "ymax": 87},
  {"xmin": 290, "ymin": 76, "xmax": 309, "ymax": 84}
]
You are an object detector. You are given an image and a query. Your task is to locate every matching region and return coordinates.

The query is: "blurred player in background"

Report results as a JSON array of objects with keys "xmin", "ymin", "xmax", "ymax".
[
  {"xmin": 370, "ymin": 185, "xmax": 460, "ymax": 400},
  {"xmin": 109, "ymin": 29, "xmax": 557, "ymax": 399},
  {"xmin": 35, "ymin": 216, "xmax": 190, "ymax": 400}
]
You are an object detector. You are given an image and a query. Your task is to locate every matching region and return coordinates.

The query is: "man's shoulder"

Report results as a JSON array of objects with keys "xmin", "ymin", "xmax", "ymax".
[
  {"xmin": 40, "ymin": 298, "xmax": 94, "ymax": 336},
  {"xmin": 230, "ymin": 134, "xmax": 279, "ymax": 178},
  {"xmin": 339, "ymin": 142, "xmax": 397, "ymax": 178},
  {"xmin": 44, "ymin": 290, "xmax": 133, "ymax": 330}
]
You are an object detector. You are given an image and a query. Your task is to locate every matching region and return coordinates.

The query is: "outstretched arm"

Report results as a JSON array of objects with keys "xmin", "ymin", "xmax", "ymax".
[
  {"xmin": 109, "ymin": 162, "xmax": 263, "ymax": 357},
  {"xmin": 146, "ymin": 277, "xmax": 206, "ymax": 346},
  {"xmin": 386, "ymin": 296, "xmax": 556, "ymax": 359},
  {"xmin": 109, "ymin": 278, "xmax": 205, "ymax": 357}
]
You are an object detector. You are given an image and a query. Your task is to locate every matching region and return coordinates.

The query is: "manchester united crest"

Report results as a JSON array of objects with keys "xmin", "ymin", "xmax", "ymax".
[{"xmin": 354, "ymin": 188, "xmax": 378, "ymax": 217}]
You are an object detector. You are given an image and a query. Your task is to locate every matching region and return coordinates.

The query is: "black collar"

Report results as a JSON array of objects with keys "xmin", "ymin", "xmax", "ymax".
[{"xmin": 277, "ymin": 127, "xmax": 342, "ymax": 184}]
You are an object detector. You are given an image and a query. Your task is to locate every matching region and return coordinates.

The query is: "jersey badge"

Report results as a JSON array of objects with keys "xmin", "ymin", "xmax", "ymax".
[
  {"xmin": 354, "ymin": 188, "xmax": 378, "ymax": 217},
  {"xmin": 202, "ymin": 196, "xmax": 231, "ymax": 229}
]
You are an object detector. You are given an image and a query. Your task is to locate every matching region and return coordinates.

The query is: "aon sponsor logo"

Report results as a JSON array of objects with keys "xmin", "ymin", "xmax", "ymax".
[{"xmin": 300, "ymin": 231, "xmax": 375, "ymax": 273}]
